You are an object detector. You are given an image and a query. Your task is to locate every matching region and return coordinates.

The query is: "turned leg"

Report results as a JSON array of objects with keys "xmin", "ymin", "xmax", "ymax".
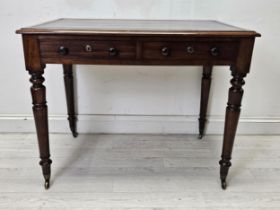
[
  {"xmin": 30, "ymin": 71, "xmax": 52, "ymax": 189},
  {"xmin": 219, "ymin": 68, "xmax": 246, "ymax": 189},
  {"xmin": 63, "ymin": 64, "xmax": 78, "ymax": 137},
  {"xmin": 198, "ymin": 65, "xmax": 213, "ymax": 139}
]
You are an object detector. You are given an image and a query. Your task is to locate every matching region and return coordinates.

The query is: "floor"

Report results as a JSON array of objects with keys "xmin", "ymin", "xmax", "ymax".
[{"xmin": 1, "ymin": 133, "xmax": 280, "ymax": 209}]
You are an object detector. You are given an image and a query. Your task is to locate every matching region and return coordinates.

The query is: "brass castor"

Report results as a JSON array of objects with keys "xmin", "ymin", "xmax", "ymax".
[
  {"xmin": 221, "ymin": 179, "xmax": 227, "ymax": 190},
  {"xmin": 44, "ymin": 180, "xmax": 50, "ymax": 190},
  {"xmin": 72, "ymin": 131, "xmax": 78, "ymax": 138},
  {"xmin": 70, "ymin": 124, "xmax": 78, "ymax": 138},
  {"xmin": 43, "ymin": 174, "xmax": 50, "ymax": 190}
]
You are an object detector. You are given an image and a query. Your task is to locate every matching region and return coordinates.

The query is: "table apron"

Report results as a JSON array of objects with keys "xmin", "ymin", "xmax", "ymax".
[{"xmin": 39, "ymin": 36, "xmax": 240, "ymax": 66}]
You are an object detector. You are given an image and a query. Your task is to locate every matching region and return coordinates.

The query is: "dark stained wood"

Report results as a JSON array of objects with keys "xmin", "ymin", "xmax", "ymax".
[
  {"xmin": 38, "ymin": 35, "xmax": 239, "ymax": 65},
  {"xmin": 219, "ymin": 37, "xmax": 256, "ymax": 189},
  {"xmin": 30, "ymin": 71, "xmax": 52, "ymax": 190},
  {"xmin": 142, "ymin": 40, "xmax": 238, "ymax": 62},
  {"xmin": 22, "ymin": 35, "xmax": 45, "ymax": 71},
  {"xmin": 63, "ymin": 64, "xmax": 78, "ymax": 137},
  {"xmin": 17, "ymin": 19, "xmax": 260, "ymax": 190},
  {"xmin": 219, "ymin": 67, "xmax": 247, "ymax": 190},
  {"xmin": 198, "ymin": 65, "xmax": 213, "ymax": 139},
  {"xmin": 22, "ymin": 35, "xmax": 52, "ymax": 189},
  {"xmin": 235, "ymin": 38, "xmax": 256, "ymax": 74},
  {"xmin": 40, "ymin": 37, "xmax": 137, "ymax": 61}
]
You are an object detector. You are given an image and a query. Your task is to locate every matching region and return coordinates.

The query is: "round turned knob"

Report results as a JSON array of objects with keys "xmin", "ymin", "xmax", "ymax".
[
  {"xmin": 109, "ymin": 47, "xmax": 118, "ymax": 57},
  {"xmin": 58, "ymin": 46, "xmax": 68, "ymax": 55},
  {"xmin": 186, "ymin": 46, "xmax": 195, "ymax": 54},
  {"xmin": 161, "ymin": 47, "xmax": 170, "ymax": 56},
  {"xmin": 210, "ymin": 47, "xmax": 219, "ymax": 56},
  {"xmin": 85, "ymin": 44, "xmax": 93, "ymax": 52}
]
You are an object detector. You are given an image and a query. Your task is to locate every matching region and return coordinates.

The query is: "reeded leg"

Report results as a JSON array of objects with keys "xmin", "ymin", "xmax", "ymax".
[
  {"xmin": 219, "ymin": 68, "xmax": 246, "ymax": 190},
  {"xmin": 63, "ymin": 64, "xmax": 78, "ymax": 137},
  {"xmin": 198, "ymin": 65, "xmax": 213, "ymax": 139},
  {"xmin": 30, "ymin": 71, "xmax": 52, "ymax": 189}
]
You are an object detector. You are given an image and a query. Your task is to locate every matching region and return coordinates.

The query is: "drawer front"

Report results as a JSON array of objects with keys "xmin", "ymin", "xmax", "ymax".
[
  {"xmin": 40, "ymin": 38, "xmax": 137, "ymax": 61},
  {"xmin": 39, "ymin": 36, "xmax": 239, "ymax": 65},
  {"xmin": 142, "ymin": 41, "xmax": 239, "ymax": 62}
]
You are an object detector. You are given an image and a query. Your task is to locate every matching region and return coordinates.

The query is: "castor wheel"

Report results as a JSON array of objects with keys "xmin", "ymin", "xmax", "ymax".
[
  {"xmin": 44, "ymin": 180, "xmax": 50, "ymax": 190},
  {"xmin": 72, "ymin": 131, "xmax": 78, "ymax": 138},
  {"xmin": 44, "ymin": 174, "xmax": 51, "ymax": 190},
  {"xmin": 221, "ymin": 179, "xmax": 227, "ymax": 190}
]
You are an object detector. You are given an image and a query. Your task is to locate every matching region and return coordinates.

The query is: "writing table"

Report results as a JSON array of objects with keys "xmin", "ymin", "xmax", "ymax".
[{"xmin": 16, "ymin": 19, "xmax": 260, "ymax": 190}]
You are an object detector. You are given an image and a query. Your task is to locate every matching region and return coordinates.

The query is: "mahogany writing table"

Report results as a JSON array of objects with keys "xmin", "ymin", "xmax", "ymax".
[{"xmin": 16, "ymin": 19, "xmax": 260, "ymax": 190}]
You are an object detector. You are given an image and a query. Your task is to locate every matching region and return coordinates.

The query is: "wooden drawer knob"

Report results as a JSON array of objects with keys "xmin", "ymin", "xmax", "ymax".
[
  {"xmin": 58, "ymin": 46, "xmax": 68, "ymax": 55},
  {"xmin": 109, "ymin": 47, "xmax": 118, "ymax": 57},
  {"xmin": 161, "ymin": 47, "xmax": 170, "ymax": 56},
  {"xmin": 210, "ymin": 47, "xmax": 219, "ymax": 56}
]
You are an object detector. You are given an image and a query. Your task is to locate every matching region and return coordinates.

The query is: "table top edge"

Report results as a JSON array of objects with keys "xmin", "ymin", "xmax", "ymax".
[
  {"xmin": 16, "ymin": 18, "xmax": 261, "ymax": 37},
  {"xmin": 16, "ymin": 28, "xmax": 261, "ymax": 37}
]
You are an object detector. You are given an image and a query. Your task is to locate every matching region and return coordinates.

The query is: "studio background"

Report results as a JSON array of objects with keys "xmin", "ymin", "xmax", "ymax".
[{"xmin": 1, "ymin": 0, "xmax": 279, "ymax": 134}]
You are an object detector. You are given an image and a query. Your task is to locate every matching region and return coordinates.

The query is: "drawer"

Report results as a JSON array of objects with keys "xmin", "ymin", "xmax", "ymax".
[
  {"xmin": 40, "ymin": 38, "xmax": 137, "ymax": 61},
  {"xmin": 142, "ymin": 41, "xmax": 239, "ymax": 62}
]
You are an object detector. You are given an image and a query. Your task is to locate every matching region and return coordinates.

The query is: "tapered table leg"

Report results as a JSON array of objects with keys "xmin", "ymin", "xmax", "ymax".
[
  {"xmin": 29, "ymin": 71, "xmax": 52, "ymax": 189},
  {"xmin": 219, "ymin": 68, "xmax": 247, "ymax": 189},
  {"xmin": 198, "ymin": 65, "xmax": 213, "ymax": 139},
  {"xmin": 63, "ymin": 64, "xmax": 78, "ymax": 137}
]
